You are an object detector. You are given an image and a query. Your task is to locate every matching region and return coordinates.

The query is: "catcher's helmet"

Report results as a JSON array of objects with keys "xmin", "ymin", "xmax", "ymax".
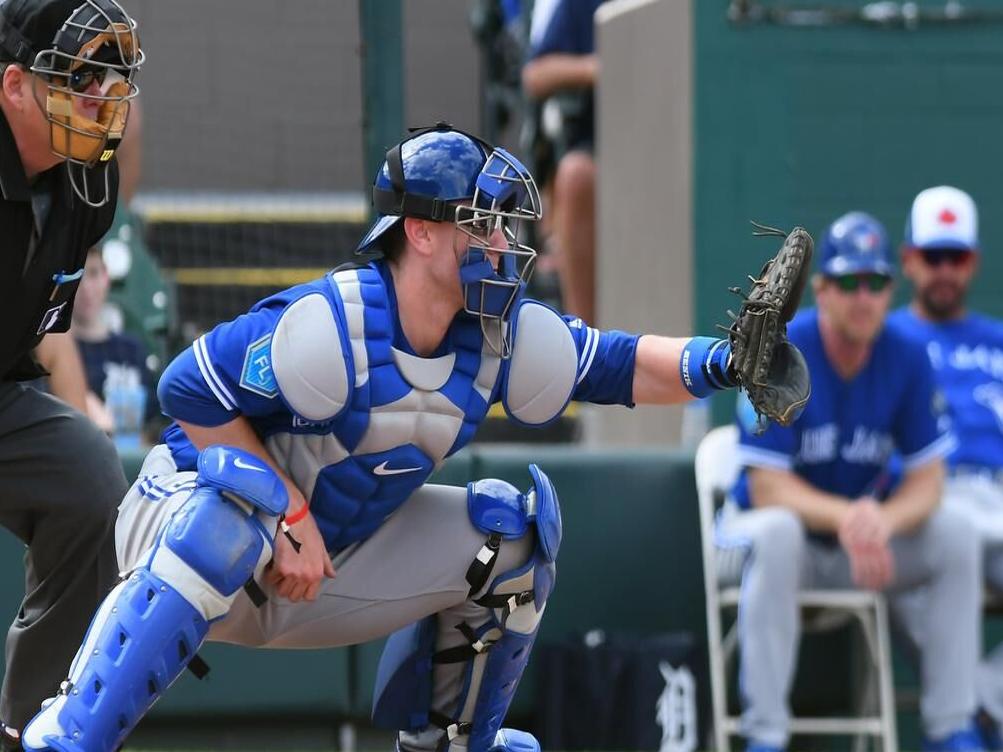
[
  {"xmin": 0, "ymin": 0, "xmax": 143, "ymax": 206},
  {"xmin": 357, "ymin": 124, "xmax": 542, "ymax": 357},
  {"xmin": 819, "ymin": 211, "xmax": 894, "ymax": 277}
]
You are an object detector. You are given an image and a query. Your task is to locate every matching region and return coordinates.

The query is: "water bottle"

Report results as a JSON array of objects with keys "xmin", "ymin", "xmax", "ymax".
[{"xmin": 104, "ymin": 364, "xmax": 147, "ymax": 451}]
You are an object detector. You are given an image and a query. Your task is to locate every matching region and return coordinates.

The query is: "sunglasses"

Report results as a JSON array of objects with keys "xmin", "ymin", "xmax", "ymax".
[
  {"xmin": 829, "ymin": 273, "xmax": 892, "ymax": 293},
  {"xmin": 65, "ymin": 64, "xmax": 113, "ymax": 94},
  {"xmin": 919, "ymin": 249, "xmax": 974, "ymax": 268}
]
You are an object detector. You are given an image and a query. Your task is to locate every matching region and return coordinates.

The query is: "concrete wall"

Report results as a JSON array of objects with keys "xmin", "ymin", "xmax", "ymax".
[
  {"xmin": 591, "ymin": 0, "xmax": 693, "ymax": 446},
  {"xmin": 123, "ymin": 0, "xmax": 480, "ymax": 192}
]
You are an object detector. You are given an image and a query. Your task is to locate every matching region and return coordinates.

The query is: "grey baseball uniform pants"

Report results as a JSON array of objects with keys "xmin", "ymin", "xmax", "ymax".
[
  {"xmin": 716, "ymin": 502, "xmax": 980, "ymax": 747},
  {"xmin": 0, "ymin": 382, "xmax": 125, "ymax": 729},
  {"xmin": 896, "ymin": 474, "xmax": 1003, "ymax": 726},
  {"xmin": 116, "ymin": 445, "xmax": 535, "ymax": 749}
]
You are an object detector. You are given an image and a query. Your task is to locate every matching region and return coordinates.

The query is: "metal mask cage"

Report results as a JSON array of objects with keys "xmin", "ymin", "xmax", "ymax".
[
  {"xmin": 455, "ymin": 148, "xmax": 543, "ymax": 357},
  {"xmin": 29, "ymin": 0, "xmax": 142, "ymax": 206}
]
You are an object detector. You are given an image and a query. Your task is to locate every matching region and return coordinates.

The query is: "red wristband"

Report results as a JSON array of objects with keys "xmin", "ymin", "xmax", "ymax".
[{"xmin": 284, "ymin": 503, "xmax": 310, "ymax": 526}]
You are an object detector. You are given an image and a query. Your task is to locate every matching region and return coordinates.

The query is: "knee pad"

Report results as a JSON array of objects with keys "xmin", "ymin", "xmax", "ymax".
[
  {"xmin": 372, "ymin": 464, "xmax": 561, "ymax": 751},
  {"xmin": 22, "ymin": 447, "xmax": 287, "ymax": 752}
]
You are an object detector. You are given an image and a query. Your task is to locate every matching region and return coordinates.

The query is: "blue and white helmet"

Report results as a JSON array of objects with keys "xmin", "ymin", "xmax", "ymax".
[
  {"xmin": 356, "ymin": 123, "xmax": 542, "ymax": 356},
  {"xmin": 819, "ymin": 211, "xmax": 894, "ymax": 277}
]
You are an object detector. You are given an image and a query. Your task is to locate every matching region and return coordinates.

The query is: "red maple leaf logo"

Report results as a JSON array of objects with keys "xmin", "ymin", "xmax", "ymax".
[{"xmin": 939, "ymin": 208, "xmax": 957, "ymax": 225}]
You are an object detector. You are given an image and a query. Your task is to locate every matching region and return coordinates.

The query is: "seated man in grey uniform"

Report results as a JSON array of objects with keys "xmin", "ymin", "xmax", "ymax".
[{"xmin": 717, "ymin": 212, "xmax": 981, "ymax": 752}]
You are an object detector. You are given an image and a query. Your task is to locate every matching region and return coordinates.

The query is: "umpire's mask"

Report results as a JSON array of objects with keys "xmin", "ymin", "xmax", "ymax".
[{"xmin": 0, "ymin": 0, "xmax": 143, "ymax": 206}]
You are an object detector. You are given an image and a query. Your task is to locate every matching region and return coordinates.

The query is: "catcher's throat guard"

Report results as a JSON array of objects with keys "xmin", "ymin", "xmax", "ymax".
[
  {"xmin": 725, "ymin": 224, "xmax": 813, "ymax": 429},
  {"xmin": 455, "ymin": 147, "xmax": 541, "ymax": 358}
]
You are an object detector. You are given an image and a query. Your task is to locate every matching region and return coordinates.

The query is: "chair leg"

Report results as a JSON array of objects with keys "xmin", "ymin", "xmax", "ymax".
[
  {"xmin": 873, "ymin": 597, "xmax": 899, "ymax": 752},
  {"xmin": 850, "ymin": 608, "xmax": 878, "ymax": 752},
  {"xmin": 715, "ymin": 620, "xmax": 734, "ymax": 752}
]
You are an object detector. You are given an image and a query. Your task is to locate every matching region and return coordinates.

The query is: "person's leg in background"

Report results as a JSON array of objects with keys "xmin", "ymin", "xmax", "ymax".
[
  {"xmin": 552, "ymin": 149, "xmax": 596, "ymax": 325},
  {"xmin": 894, "ymin": 477, "xmax": 1003, "ymax": 748},
  {"xmin": 716, "ymin": 505, "xmax": 807, "ymax": 751},
  {"xmin": 975, "ymin": 541, "xmax": 1003, "ymax": 748},
  {"xmin": 883, "ymin": 505, "xmax": 981, "ymax": 748}
]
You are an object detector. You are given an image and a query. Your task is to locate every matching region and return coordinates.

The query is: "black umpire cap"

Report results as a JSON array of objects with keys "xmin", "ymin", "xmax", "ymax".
[{"xmin": 0, "ymin": 0, "xmax": 86, "ymax": 64}]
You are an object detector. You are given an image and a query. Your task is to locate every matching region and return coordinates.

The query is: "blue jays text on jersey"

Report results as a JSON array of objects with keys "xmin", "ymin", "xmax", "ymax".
[
  {"xmin": 732, "ymin": 308, "xmax": 955, "ymax": 510},
  {"xmin": 157, "ymin": 260, "xmax": 639, "ymax": 550},
  {"xmin": 889, "ymin": 308, "xmax": 1003, "ymax": 472}
]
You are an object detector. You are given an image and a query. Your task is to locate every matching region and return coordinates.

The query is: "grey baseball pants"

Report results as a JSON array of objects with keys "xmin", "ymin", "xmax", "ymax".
[
  {"xmin": 0, "ymin": 382, "xmax": 125, "ymax": 729},
  {"xmin": 896, "ymin": 474, "xmax": 1003, "ymax": 726},
  {"xmin": 116, "ymin": 445, "xmax": 536, "ymax": 750},
  {"xmin": 715, "ymin": 502, "xmax": 980, "ymax": 747}
]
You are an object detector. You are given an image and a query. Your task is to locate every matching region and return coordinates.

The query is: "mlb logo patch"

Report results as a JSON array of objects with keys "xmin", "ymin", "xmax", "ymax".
[
  {"xmin": 240, "ymin": 334, "xmax": 278, "ymax": 398},
  {"xmin": 36, "ymin": 302, "xmax": 67, "ymax": 334}
]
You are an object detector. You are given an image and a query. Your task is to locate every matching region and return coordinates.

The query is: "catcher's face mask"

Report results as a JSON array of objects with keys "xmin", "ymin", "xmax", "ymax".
[
  {"xmin": 30, "ymin": 0, "xmax": 142, "ymax": 206},
  {"xmin": 359, "ymin": 125, "xmax": 542, "ymax": 359},
  {"xmin": 455, "ymin": 147, "xmax": 542, "ymax": 358}
]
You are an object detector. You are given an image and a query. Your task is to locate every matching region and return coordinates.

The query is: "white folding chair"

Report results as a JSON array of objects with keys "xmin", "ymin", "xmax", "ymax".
[{"xmin": 695, "ymin": 425, "xmax": 897, "ymax": 752}]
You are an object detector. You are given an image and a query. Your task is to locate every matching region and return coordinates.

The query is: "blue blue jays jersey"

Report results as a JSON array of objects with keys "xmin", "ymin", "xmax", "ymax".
[
  {"xmin": 732, "ymin": 308, "xmax": 954, "ymax": 510},
  {"xmin": 157, "ymin": 261, "xmax": 639, "ymax": 550},
  {"xmin": 889, "ymin": 307, "xmax": 1003, "ymax": 471}
]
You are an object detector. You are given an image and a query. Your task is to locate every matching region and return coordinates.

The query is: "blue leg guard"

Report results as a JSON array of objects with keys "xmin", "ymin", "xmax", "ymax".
[
  {"xmin": 373, "ymin": 465, "xmax": 560, "ymax": 752},
  {"xmin": 22, "ymin": 447, "xmax": 287, "ymax": 752}
]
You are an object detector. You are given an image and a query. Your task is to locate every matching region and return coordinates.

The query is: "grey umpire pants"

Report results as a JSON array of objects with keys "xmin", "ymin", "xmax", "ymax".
[
  {"xmin": 0, "ymin": 383, "xmax": 125, "ymax": 729},
  {"xmin": 716, "ymin": 503, "xmax": 980, "ymax": 748}
]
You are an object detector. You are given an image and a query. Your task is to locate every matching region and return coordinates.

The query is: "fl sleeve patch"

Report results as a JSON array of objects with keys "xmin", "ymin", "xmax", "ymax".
[{"xmin": 239, "ymin": 333, "xmax": 278, "ymax": 398}]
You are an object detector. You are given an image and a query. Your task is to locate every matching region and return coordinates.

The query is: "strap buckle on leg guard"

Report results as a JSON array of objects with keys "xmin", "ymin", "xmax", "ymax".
[
  {"xmin": 475, "ymin": 591, "xmax": 535, "ymax": 629},
  {"xmin": 432, "ymin": 622, "xmax": 501, "ymax": 665},
  {"xmin": 465, "ymin": 533, "xmax": 502, "ymax": 597},
  {"xmin": 429, "ymin": 712, "xmax": 473, "ymax": 744}
]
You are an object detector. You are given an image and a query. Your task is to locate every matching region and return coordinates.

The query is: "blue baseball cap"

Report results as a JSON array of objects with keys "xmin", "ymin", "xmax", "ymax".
[{"xmin": 819, "ymin": 211, "xmax": 894, "ymax": 277}]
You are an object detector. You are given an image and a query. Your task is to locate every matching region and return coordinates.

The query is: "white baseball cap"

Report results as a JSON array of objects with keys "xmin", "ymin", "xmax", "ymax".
[{"xmin": 904, "ymin": 185, "xmax": 979, "ymax": 252}]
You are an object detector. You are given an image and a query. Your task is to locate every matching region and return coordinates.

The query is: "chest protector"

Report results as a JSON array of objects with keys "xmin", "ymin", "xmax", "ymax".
[{"xmin": 265, "ymin": 266, "xmax": 503, "ymax": 549}]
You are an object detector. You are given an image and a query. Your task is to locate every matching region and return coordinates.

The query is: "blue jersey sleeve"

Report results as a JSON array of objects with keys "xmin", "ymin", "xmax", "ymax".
[
  {"xmin": 158, "ymin": 303, "xmax": 285, "ymax": 427},
  {"xmin": 530, "ymin": 0, "xmax": 601, "ymax": 58},
  {"xmin": 735, "ymin": 392, "xmax": 798, "ymax": 471},
  {"xmin": 566, "ymin": 316, "xmax": 640, "ymax": 406},
  {"xmin": 893, "ymin": 341, "xmax": 955, "ymax": 470}
]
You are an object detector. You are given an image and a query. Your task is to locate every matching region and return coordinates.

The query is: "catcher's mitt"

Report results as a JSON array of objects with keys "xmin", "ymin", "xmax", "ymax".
[{"xmin": 724, "ymin": 223, "xmax": 813, "ymax": 428}]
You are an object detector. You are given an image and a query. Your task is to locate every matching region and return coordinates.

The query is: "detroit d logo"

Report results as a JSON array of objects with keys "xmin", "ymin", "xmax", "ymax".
[{"xmin": 36, "ymin": 303, "xmax": 67, "ymax": 334}]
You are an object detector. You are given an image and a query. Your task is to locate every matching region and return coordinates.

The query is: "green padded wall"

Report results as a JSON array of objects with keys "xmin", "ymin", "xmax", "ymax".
[{"xmin": 694, "ymin": 2, "xmax": 1003, "ymax": 423}]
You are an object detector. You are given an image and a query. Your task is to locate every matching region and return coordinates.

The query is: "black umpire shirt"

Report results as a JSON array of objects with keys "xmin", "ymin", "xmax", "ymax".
[{"xmin": 0, "ymin": 110, "xmax": 117, "ymax": 382}]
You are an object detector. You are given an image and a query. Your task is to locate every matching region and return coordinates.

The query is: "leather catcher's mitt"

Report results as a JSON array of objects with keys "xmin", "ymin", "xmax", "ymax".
[{"xmin": 724, "ymin": 223, "xmax": 813, "ymax": 428}]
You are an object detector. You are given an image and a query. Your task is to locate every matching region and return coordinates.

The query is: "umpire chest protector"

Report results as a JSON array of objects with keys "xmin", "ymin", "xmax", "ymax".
[{"xmin": 263, "ymin": 265, "xmax": 578, "ymax": 549}]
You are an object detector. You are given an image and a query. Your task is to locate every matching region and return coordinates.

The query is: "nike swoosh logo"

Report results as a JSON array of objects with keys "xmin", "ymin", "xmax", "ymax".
[
  {"xmin": 373, "ymin": 461, "xmax": 422, "ymax": 476},
  {"xmin": 233, "ymin": 457, "xmax": 267, "ymax": 473}
]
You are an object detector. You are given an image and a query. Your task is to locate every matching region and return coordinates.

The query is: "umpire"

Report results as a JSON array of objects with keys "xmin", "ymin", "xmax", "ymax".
[{"xmin": 0, "ymin": 0, "xmax": 141, "ymax": 744}]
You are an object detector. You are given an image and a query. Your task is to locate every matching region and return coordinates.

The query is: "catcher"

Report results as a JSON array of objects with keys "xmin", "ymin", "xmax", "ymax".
[{"xmin": 22, "ymin": 124, "xmax": 810, "ymax": 752}]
